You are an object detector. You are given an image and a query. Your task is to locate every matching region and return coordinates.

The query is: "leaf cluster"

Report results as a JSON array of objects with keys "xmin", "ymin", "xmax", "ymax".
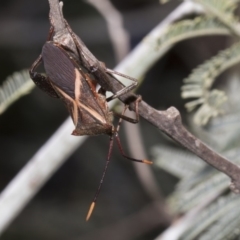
[{"xmin": 154, "ymin": 0, "xmax": 240, "ymax": 239}]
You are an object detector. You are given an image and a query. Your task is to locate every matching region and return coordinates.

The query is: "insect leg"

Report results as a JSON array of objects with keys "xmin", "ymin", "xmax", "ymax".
[
  {"xmin": 115, "ymin": 134, "xmax": 152, "ymax": 165},
  {"xmin": 86, "ymin": 134, "xmax": 115, "ymax": 221},
  {"xmin": 29, "ymin": 26, "xmax": 59, "ymax": 98},
  {"xmin": 114, "ymin": 99, "xmax": 152, "ymax": 165},
  {"xmin": 113, "ymin": 95, "xmax": 142, "ymax": 124},
  {"xmin": 29, "ymin": 55, "xmax": 59, "ymax": 98},
  {"xmin": 105, "ymin": 68, "xmax": 138, "ymax": 101}
]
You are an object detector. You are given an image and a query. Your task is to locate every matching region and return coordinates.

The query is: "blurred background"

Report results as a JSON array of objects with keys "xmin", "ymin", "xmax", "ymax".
[{"xmin": 0, "ymin": 0, "xmax": 234, "ymax": 240}]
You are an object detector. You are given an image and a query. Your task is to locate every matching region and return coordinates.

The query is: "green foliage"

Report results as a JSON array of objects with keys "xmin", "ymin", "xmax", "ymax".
[
  {"xmin": 157, "ymin": 16, "xmax": 229, "ymax": 54},
  {"xmin": 153, "ymin": 125, "xmax": 240, "ymax": 239},
  {"xmin": 0, "ymin": 70, "xmax": 35, "ymax": 114},
  {"xmin": 182, "ymin": 42, "xmax": 240, "ymax": 125},
  {"xmin": 152, "ymin": 146, "xmax": 205, "ymax": 179},
  {"xmin": 193, "ymin": 0, "xmax": 240, "ymax": 35},
  {"xmin": 153, "ymin": 0, "xmax": 240, "ymax": 239},
  {"xmin": 180, "ymin": 194, "xmax": 240, "ymax": 240},
  {"xmin": 158, "ymin": 0, "xmax": 240, "ymax": 126}
]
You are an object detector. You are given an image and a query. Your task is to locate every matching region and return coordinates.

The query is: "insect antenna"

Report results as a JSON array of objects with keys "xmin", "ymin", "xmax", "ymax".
[{"xmin": 86, "ymin": 103, "xmax": 152, "ymax": 221}]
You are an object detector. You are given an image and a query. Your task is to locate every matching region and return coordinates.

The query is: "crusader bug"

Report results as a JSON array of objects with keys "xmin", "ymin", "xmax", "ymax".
[{"xmin": 29, "ymin": 23, "xmax": 152, "ymax": 220}]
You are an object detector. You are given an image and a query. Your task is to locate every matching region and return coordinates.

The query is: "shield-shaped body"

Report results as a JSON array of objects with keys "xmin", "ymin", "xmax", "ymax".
[{"xmin": 42, "ymin": 42, "xmax": 113, "ymax": 136}]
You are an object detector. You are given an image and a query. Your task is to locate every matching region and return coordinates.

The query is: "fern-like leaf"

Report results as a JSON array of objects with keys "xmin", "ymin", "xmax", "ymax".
[
  {"xmin": 177, "ymin": 166, "xmax": 214, "ymax": 191},
  {"xmin": 192, "ymin": 90, "xmax": 227, "ymax": 126},
  {"xmin": 0, "ymin": 70, "xmax": 35, "ymax": 114},
  {"xmin": 193, "ymin": 0, "xmax": 240, "ymax": 35},
  {"xmin": 182, "ymin": 42, "xmax": 240, "ymax": 125},
  {"xmin": 170, "ymin": 150, "xmax": 239, "ymax": 211},
  {"xmin": 169, "ymin": 147, "xmax": 240, "ymax": 214},
  {"xmin": 169, "ymin": 172, "xmax": 228, "ymax": 214},
  {"xmin": 182, "ymin": 42, "xmax": 240, "ymax": 91},
  {"xmin": 199, "ymin": 206, "xmax": 240, "ymax": 240},
  {"xmin": 180, "ymin": 194, "xmax": 240, "ymax": 240},
  {"xmin": 156, "ymin": 16, "xmax": 230, "ymax": 53},
  {"xmin": 177, "ymin": 148, "xmax": 240, "ymax": 190},
  {"xmin": 152, "ymin": 146, "xmax": 205, "ymax": 179}
]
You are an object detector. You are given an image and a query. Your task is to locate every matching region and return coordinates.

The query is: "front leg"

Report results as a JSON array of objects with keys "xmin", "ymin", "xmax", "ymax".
[
  {"xmin": 113, "ymin": 95, "xmax": 142, "ymax": 125},
  {"xmin": 29, "ymin": 55, "xmax": 59, "ymax": 98},
  {"xmin": 104, "ymin": 65, "xmax": 138, "ymax": 102}
]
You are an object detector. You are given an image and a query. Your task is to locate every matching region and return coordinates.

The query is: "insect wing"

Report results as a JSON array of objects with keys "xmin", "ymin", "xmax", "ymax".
[{"xmin": 42, "ymin": 42, "xmax": 111, "ymax": 135}]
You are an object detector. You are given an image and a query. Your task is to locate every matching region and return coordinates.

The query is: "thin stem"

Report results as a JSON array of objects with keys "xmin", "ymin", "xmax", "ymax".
[{"xmin": 86, "ymin": 0, "xmax": 130, "ymax": 62}]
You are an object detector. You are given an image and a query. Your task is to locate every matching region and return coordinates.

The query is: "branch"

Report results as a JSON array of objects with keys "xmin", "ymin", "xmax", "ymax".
[
  {"xmin": 138, "ymin": 104, "xmax": 240, "ymax": 193},
  {"xmin": 48, "ymin": 0, "xmax": 65, "ymax": 32}
]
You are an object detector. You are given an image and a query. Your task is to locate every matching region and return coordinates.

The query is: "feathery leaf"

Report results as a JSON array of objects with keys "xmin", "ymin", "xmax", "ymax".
[
  {"xmin": 156, "ymin": 16, "xmax": 230, "ymax": 53},
  {"xmin": 180, "ymin": 194, "xmax": 240, "ymax": 240},
  {"xmin": 182, "ymin": 42, "xmax": 240, "ymax": 125},
  {"xmin": 199, "ymin": 205, "xmax": 240, "ymax": 240},
  {"xmin": 0, "ymin": 70, "xmax": 35, "ymax": 114},
  {"xmin": 169, "ymin": 172, "xmax": 228, "ymax": 214},
  {"xmin": 152, "ymin": 146, "xmax": 205, "ymax": 179},
  {"xmin": 193, "ymin": 0, "xmax": 240, "ymax": 35}
]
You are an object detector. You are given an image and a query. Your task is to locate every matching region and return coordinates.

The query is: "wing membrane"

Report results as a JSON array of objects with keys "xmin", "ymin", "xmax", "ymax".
[{"xmin": 42, "ymin": 42, "xmax": 112, "ymax": 135}]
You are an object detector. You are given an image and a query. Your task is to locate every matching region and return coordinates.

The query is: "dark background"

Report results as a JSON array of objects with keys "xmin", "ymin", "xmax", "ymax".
[{"xmin": 0, "ymin": 0, "xmax": 228, "ymax": 239}]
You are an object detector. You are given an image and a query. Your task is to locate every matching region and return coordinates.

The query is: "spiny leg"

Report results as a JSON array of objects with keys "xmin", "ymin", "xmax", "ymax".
[
  {"xmin": 114, "ymin": 100, "xmax": 152, "ymax": 165},
  {"xmin": 86, "ymin": 97, "xmax": 151, "ymax": 220},
  {"xmin": 105, "ymin": 68, "xmax": 138, "ymax": 101},
  {"xmin": 30, "ymin": 24, "xmax": 55, "ymax": 77},
  {"xmin": 29, "ymin": 26, "xmax": 59, "ymax": 98},
  {"xmin": 29, "ymin": 55, "xmax": 59, "ymax": 98},
  {"xmin": 29, "ymin": 25, "xmax": 54, "ymax": 76},
  {"xmin": 86, "ymin": 135, "xmax": 115, "ymax": 221},
  {"xmin": 113, "ymin": 95, "xmax": 142, "ymax": 124},
  {"xmin": 115, "ymin": 135, "xmax": 152, "ymax": 165}
]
